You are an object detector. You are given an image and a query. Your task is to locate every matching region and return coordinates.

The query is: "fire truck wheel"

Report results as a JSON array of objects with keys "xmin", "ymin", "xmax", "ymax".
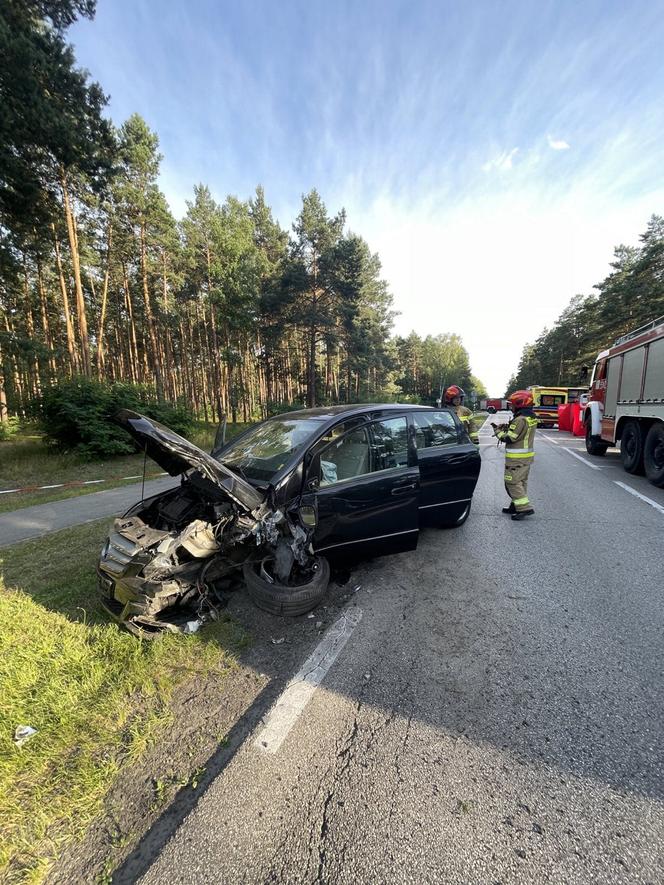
[
  {"xmin": 585, "ymin": 421, "xmax": 608, "ymax": 456},
  {"xmin": 644, "ymin": 422, "xmax": 664, "ymax": 487},
  {"xmin": 620, "ymin": 420, "xmax": 645, "ymax": 475}
]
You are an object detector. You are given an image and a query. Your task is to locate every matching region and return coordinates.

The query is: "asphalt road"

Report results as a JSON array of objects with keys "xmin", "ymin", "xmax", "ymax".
[
  {"xmin": 0, "ymin": 476, "xmax": 178, "ymax": 547},
  {"xmin": 116, "ymin": 416, "xmax": 664, "ymax": 885}
]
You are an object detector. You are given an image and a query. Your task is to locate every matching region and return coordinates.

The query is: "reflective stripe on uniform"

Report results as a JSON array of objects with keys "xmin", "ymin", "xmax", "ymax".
[
  {"xmin": 513, "ymin": 497, "xmax": 529, "ymax": 505},
  {"xmin": 506, "ymin": 446, "xmax": 534, "ymax": 454},
  {"xmin": 506, "ymin": 450, "xmax": 535, "ymax": 459}
]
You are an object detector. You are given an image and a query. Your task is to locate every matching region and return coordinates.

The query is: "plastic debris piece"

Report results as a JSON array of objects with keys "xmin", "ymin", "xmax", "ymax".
[
  {"xmin": 271, "ymin": 637, "xmax": 285, "ymax": 645},
  {"xmin": 307, "ymin": 613, "xmax": 315, "ymax": 619},
  {"xmin": 14, "ymin": 725, "xmax": 38, "ymax": 746},
  {"xmin": 364, "ymin": 672, "xmax": 371, "ymax": 681},
  {"xmin": 352, "ymin": 584, "xmax": 362, "ymax": 593},
  {"xmin": 184, "ymin": 620, "xmax": 202, "ymax": 634}
]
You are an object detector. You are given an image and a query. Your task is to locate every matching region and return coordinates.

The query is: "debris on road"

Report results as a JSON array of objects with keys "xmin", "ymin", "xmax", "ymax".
[{"xmin": 13, "ymin": 725, "xmax": 38, "ymax": 746}]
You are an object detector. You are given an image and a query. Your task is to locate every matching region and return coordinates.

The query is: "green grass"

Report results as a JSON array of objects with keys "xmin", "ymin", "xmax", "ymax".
[
  {"xmin": 0, "ymin": 422, "xmax": 250, "ymax": 514},
  {"xmin": 0, "ymin": 520, "xmax": 248, "ymax": 884}
]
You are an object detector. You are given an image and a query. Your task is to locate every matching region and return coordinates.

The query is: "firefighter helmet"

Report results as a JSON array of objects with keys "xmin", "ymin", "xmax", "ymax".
[
  {"xmin": 508, "ymin": 389, "xmax": 534, "ymax": 409},
  {"xmin": 444, "ymin": 385, "xmax": 465, "ymax": 405}
]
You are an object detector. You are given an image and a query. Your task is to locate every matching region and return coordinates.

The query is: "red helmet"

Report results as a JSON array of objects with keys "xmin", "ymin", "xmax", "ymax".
[
  {"xmin": 508, "ymin": 390, "xmax": 534, "ymax": 409},
  {"xmin": 444, "ymin": 385, "xmax": 465, "ymax": 405}
]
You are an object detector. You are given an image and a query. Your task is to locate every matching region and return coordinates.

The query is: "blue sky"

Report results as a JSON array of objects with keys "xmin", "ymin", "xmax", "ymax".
[{"xmin": 71, "ymin": 0, "xmax": 664, "ymax": 393}]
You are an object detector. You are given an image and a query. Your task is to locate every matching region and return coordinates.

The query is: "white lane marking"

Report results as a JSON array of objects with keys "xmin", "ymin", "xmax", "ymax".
[
  {"xmin": 255, "ymin": 607, "xmax": 363, "ymax": 754},
  {"xmin": 562, "ymin": 447, "xmax": 602, "ymax": 470},
  {"xmin": 614, "ymin": 481, "xmax": 664, "ymax": 516}
]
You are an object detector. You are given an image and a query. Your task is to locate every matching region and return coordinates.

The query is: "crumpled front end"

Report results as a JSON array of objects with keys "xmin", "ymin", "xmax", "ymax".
[{"xmin": 98, "ymin": 478, "xmax": 313, "ymax": 637}]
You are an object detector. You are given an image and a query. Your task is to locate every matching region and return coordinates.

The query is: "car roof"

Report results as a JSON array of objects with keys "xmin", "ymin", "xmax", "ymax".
[{"xmin": 268, "ymin": 403, "xmax": 437, "ymax": 421}]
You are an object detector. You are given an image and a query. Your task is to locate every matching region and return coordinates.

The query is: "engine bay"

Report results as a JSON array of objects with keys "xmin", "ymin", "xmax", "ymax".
[{"xmin": 98, "ymin": 472, "xmax": 315, "ymax": 636}]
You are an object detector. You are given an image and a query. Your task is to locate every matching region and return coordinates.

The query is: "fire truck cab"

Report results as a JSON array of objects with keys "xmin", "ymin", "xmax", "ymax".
[{"xmin": 585, "ymin": 315, "xmax": 664, "ymax": 487}]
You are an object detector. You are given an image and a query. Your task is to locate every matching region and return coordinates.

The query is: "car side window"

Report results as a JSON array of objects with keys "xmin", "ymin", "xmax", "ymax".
[
  {"xmin": 413, "ymin": 411, "xmax": 458, "ymax": 448},
  {"xmin": 319, "ymin": 427, "xmax": 371, "ymax": 486},
  {"xmin": 368, "ymin": 416, "xmax": 409, "ymax": 471},
  {"xmin": 317, "ymin": 416, "xmax": 409, "ymax": 486}
]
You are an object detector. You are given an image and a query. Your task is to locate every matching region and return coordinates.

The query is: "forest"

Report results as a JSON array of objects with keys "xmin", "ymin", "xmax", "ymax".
[
  {"xmin": 0, "ymin": 0, "xmax": 484, "ymax": 429},
  {"xmin": 506, "ymin": 215, "xmax": 664, "ymax": 394}
]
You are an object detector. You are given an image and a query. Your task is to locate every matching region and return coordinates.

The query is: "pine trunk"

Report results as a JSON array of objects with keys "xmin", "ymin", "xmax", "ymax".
[
  {"xmin": 53, "ymin": 225, "xmax": 79, "ymax": 374},
  {"xmin": 61, "ymin": 170, "xmax": 91, "ymax": 375},
  {"xmin": 140, "ymin": 223, "xmax": 163, "ymax": 397},
  {"xmin": 36, "ymin": 259, "xmax": 57, "ymax": 377},
  {"xmin": 96, "ymin": 224, "xmax": 112, "ymax": 378}
]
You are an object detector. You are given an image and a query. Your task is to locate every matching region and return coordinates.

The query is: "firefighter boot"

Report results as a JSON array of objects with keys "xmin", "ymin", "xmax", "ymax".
[
  {"xmin": 502, "ymin": 503, "xmax": 516, "ymax": 514},
  {"xmin": 511, "ymin": 509, "xmax": 534, "ymax": 521}
]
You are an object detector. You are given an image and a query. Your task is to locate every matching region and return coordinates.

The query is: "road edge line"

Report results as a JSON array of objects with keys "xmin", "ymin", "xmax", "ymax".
[
  {"xmin": 561, "ymin": 447, "xmax": 602, "ymax": 470},
  {"xmin": 254, "ymin": 607, "xmax": 363, "ymax": 754},
  {"xmin": 614, "ymin": 481, "xmax": 664, "ymax": 515}
]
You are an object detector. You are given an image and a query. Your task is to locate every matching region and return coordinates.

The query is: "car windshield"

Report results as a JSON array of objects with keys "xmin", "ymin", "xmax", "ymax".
[{"xmin": 217, "ymin": 418, "xmax": 322, "ymax": 482}]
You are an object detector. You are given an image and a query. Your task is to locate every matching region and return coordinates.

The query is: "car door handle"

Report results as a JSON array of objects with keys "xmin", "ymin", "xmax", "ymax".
[
  {"xmin": 446, "ymin": 454, "xmax": 469, "ymax": 465},
  {"xmin": 391, "ymin": 482, "xmax": 417, "ymax": 495}
]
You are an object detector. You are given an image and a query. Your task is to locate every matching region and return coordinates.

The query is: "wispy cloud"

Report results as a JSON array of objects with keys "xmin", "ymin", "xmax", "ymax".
[
  {"xmin": 482, "ymin": 147, "xmax": 519, "ymax": 172},
  {"xmin": 547, "ymin": 134, "xmax": 570, "ymax": 150}
]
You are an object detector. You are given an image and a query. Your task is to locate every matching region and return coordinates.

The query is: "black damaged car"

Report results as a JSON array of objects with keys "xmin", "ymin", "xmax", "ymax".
[{"xmin": 98, "ymin": 404, "xmax": 481, "ymax": 636}]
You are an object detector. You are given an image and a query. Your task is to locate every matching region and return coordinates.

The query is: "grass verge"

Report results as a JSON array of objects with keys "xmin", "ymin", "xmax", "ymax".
[
  {"xmin": 0, "ymin": 519, "xmax": 247, "ymax": 884},
  {"xmin": 0, "ymin": 422, "xmax": 249, "ymax": 514}
]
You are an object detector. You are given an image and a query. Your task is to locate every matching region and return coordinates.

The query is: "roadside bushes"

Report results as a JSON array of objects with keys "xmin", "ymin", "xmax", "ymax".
[
  {"xmin": 0, "ymin": 416, "xmax": 20, "ymax": 442},
  {"xmin": 31, "ymin": 378, "xmax": 194, "ymax": 457}
]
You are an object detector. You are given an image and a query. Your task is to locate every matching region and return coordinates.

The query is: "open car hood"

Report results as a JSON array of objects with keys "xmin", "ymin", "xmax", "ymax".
[{"xmin": 114, "ymin": 410, "xmax": 266, "ymax": 513}]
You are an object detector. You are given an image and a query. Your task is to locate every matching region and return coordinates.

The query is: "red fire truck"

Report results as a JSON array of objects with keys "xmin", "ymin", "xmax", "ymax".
[
  {"xmin": 483, "ymin": 398, "xmax": 509, "ymax": 413},
  {"xmin": 584, "ymin": 315, "xmax": 664, "ymax": 487}
]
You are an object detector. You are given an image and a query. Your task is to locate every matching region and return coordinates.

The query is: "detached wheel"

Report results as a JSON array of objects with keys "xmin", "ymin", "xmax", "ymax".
[
  {"xmin": 585, "ymin": 421, "xmax": 608, "ymax": 456},
  {"xmin": 620, "ymin": 421, "xmax": 645, "ymax": 475},
  {"xmin": 644, "ymin": 423, "xmax": 664, "ymax": 487},
  {"xmin": 243, "ymin": 556, "xmax": 330, "ymax": 616}
]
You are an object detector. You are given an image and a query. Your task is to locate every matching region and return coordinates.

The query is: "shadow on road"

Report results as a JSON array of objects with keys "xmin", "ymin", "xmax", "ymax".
[{"xmin": 111, "ymin": 515, "xmax": 664, "ymax": 882}]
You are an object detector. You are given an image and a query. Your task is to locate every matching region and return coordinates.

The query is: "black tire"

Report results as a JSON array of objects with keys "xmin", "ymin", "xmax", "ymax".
[
  {"xmin": 644, "ymin": 422, "xmax": 664, "ymax": 488},
  {"xmin": 585, "ymin": 420, "xmax": 608, "ymax": 456},
  {"xmin": 243, "ymin": 556, "xmax": 330, "ymax": 616},
  {"xmin": 620, "ymin": 420, "xmax": 645, "ymax": 475},
  {"xmin": 437, "ymin": 501, "xmax": 472, "ymax": 529}
]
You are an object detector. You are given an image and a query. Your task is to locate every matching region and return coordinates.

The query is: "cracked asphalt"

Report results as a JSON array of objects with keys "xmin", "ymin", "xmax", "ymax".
[{"xmin": 131, "ymin": 420, "xmax": 664, "ymax": 884}]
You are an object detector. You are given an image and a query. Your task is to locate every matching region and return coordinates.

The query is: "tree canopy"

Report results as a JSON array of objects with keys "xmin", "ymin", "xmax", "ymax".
[{"xmin": 0, "ymin": 3, "xmax": 486, "ymax": 424}]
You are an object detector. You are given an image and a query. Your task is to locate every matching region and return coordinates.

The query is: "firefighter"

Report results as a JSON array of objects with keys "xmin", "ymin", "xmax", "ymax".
[
  {"xmin": 444, "ymin": 385, "xmax": 479, "ymax": 444},
  {"xmin": 491, "ymin": 390, "xmax": 538, "ymax": 521}
]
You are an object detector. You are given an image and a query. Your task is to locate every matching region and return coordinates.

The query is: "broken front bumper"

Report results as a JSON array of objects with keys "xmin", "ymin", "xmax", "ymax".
[{"xmin": 97, "ymin": 523, "xmax": 208, "ymax": 637}]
